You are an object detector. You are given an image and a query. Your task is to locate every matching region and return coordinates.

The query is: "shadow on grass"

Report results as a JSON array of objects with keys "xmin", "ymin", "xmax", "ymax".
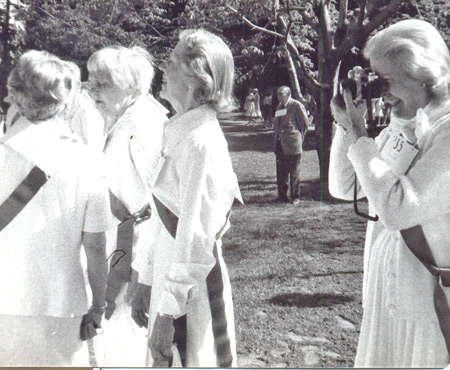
[
  {"xmin": 299, "ymin": 270, "xmax": 363, "ymax": 278},
  {"xmin": 269, "ymin": 292, "xmax": 354, "ymax": 308},
  {"xmin": 240, "ymin": 178, "xmax": 349, "ymax": 204},
  {"xmin": 226, "ymin": 131, "xmax": 274, "ymax": 153}
]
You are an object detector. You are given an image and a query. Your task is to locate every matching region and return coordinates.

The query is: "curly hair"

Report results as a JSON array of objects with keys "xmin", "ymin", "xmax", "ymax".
[{"xmin": 7, "ymin": 50, "xmax": 73, "ymax": 121}]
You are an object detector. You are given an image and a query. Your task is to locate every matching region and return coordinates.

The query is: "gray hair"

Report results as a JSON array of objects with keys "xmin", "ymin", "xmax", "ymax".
[
  {"xmin": 277, "ymin": 86, "xmax": 291, "ymax": 96},
  {"xmin": 7, "ymin": 50, "xmax": 73, "ymax": 121},
  {"xmin": 173, "ymin": 29, "xmax": 235, "ymax": 112},
  {"xmin": 364, "ymin": 19, "xmax": 450, "ymax": 103},
  {"xmin": 87, "ymin": 45, "xmax": 155, "ymax": 98}
]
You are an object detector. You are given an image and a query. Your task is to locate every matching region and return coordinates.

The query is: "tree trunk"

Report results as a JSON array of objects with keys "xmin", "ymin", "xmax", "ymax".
[
  {"xmin": 286, "ymin": 51, "xmax": 303, "ymax": 101},
  {"xmin": 0, "ymin": 0, "xmax": 11, "ymax": 111},
  {"xmin": 315, "ymin": 1, "xmax": 334, "ymax": 199},
  {"xmin": 314, "ymin": 65, "xmax": 335, "ymax": 199}
]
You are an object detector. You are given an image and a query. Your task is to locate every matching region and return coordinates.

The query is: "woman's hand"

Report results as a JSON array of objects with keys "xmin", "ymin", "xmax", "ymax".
[
  {"xmin": 80, "ymin": 304, "xmax": 105, "ymax": 341},
  {"xmin": 331, "ymin": 88, "xmax": 368, "ymax": 139},
  {"xmin": 128, "ymin": 282, "xmax": 151, "ymax": 328},
  {"xmin": 149, "ymin": 314, "xmax": 175, "ymax": 362}
]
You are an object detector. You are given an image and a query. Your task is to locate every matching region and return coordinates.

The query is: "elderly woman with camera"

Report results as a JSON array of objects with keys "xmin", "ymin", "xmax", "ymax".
[
  {"xmin": 329, "ymin": 19, "xmax": 450, "ymax": 367},
  {"xmin": 87, "ymin": 45, "xmax": 169, "ymax": 366},
  {"xmin": 131, "ymin": 29, "xmax": 242, "ymax": 367},
  {"xmin": 0, "ymin": 50, "xmax": 112, "ymax": 366}
]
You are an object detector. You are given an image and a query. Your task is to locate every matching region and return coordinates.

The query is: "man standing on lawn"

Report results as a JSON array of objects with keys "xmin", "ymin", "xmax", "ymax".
[{"xmin": 273, "ymin": 86, "xmax": 309, "ymax": 204}]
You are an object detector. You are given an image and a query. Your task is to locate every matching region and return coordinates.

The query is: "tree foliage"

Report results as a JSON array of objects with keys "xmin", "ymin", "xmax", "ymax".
[{"xmin": 2, "ymin": 0, "xmax": 450, "ymax": 187}]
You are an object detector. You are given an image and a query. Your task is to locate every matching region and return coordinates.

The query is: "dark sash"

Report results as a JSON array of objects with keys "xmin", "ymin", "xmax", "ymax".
[
  {"xmin": 153, "ymin": 194, "xmax": 178, "ymax": 238},
  {"xmin": 400, "ymin": 225, "xmax": 450, "ymax": 354},
  {"xmin": 152, "ymin": 194, "xmax": 234, "ymax": 367},
  {"xmin": 105, "ymin": 190, "xmax": 151, "ymax": 318},
  {"xmin": 0, "ymin": 165, "xmax": 48, "ymax": 232}
]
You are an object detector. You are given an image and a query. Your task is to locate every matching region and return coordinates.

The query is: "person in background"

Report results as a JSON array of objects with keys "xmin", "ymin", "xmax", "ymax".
[
  {"xmin": 64, "ymin": 61, "xmax": 105, "ymax": 151},
  {"xmin": 0, "ymin": 50, "xmax": 111, "ymax": 366},
  {"xmin": 262, "ymin": 89, "xmax": 273, "ymax": 126},
  {"xmin": 253, "ymin": 88, "xmax": 262, "ymax": 121},
  {"xmin": 273, "ymin": 85, "xmax": 309, "ymax": 204},
  {"xmin": 244, "ymin": 88, "xmax": 257, "ymax": 124},
  {"xmin": 131, "ymin": 28, "xmax": 242, "ymax": 367},
  {"xmin": 87, "ymin": 45, "xmax": 168, "ymax": 367},
  {"xmin": 329, "ymin": 19, "xmax": 450, "ymax": 367}
]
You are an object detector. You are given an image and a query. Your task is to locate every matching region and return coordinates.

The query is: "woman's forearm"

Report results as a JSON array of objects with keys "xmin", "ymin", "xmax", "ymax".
[{"xmin": 83, "ymin": 231, "xmax": 108, "ymax": 307}]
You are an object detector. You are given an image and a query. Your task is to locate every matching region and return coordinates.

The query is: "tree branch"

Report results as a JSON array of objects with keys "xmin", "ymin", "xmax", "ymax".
[
  {"xmin": 288, "ymin": 43, "xmax": 323, "ymax": 90},
  {"xmin": 337, "ymin": 0, "xmax": 348, "ymax": 29},
  {"xmin": 280, "ymin": 6, "xmax": 319, "ymax": 32},
  {"xmin": 316, "ymin": 0, "xmax": 333, "ymax": 57},
  {"xmin": 356, "ymin": 0, "xmax": 366, "ymax": 28},
  {"xmin": 226, "ymin": 4, "xmax": 284, "ymax": 39},
  {"xmin": 336, "ymin": 0, "xmax": 406, "ymax": 59},
  {"xmin": 277, "ymin": 15, "xmax": 323, "ymax": 90}
]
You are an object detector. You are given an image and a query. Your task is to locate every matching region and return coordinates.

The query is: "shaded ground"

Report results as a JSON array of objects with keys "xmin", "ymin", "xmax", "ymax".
[{"xmin": 219, "ymin": 112, "xmax": 366, "ymax": 368}]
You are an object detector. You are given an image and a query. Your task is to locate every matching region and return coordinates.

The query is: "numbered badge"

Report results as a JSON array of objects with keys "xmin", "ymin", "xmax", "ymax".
[
  {"xmin": 380, "ymin": 132, "xmax": 419, "ymax": 176},
  {"xmin": 275, "ymin": 109, "xmax": 287, "ymax": 117}
]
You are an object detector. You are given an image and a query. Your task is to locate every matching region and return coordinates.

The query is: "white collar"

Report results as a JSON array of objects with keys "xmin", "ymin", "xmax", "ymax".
[
  {"xmin": 415, "ymin": 98, "xmax": 450, "ymax": 147},
  {"xmin": 164, "ymin": 104, "xmax": 217, "ymax": 153}
]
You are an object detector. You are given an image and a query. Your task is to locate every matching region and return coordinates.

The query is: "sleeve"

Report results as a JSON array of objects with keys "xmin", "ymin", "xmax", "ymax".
[
  {"xmin": 328, "ymin": 125, "xmax": 363, "ymax": 200},
  {"xmin": 82, "ymin": 104, "xmax": 105, "ymax": 151},
  {"xmin": 130, "ymin": 116, "xmax": 165, "ymax": 189},
  {"xmin": 132, "ymin": 218, "xmax": 157, "ymax": 286},
  {"xmin": 156, "ymin": 142, "xmax": 222, "ymax": 318},
  {"xmin": 347, "ymin": 126, "xmax": 450, "ymax": 230},
  {"xmin": 82, "ymin": 153, "xmax": 115, "ymax": 233},
  {"xmin": 295, "ymin": 102, "xmax": 309, "ymax": 136}
]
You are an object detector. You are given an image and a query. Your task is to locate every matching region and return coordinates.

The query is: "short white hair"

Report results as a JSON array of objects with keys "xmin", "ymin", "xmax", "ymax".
[
  {"xmin": 364, "ymin": 19, "xmax": 450, "ymax": 102},
  {"xmin": 7, "ymin": 50, "xmax": 73, "ymax": 121},
  {"xmin": 87, "ymin": 45, "xmax": 155, "ymax": 97},
  {"xmin": 173, "ymin": 29, "xmax": 235, "ymax": 112}
]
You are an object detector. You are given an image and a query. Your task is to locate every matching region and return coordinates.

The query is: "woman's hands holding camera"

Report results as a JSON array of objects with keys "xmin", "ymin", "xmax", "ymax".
[{"xmin": 331, "ymin": 88, "xmax": 368, "ymax": 141}]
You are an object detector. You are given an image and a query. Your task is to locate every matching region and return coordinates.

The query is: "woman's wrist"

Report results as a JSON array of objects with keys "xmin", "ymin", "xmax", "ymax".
[
  {"xmin": 159, "ymin": 313, "xmax": 174, "ymax": 320},
  {"xmin": 92, "ymin": 302, "xmax": 107, "ymax": 310}
]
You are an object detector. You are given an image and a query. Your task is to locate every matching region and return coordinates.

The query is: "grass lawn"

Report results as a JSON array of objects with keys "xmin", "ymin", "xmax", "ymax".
[{"xmin": 219, "ymin": 113, "xmax": 367, "ymax": 368}]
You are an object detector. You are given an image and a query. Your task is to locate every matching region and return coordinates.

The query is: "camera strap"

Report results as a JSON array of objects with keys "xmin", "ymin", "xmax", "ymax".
[{"xmin": 400, "ymin": 225, "xmax": 450, "ymax": 355}]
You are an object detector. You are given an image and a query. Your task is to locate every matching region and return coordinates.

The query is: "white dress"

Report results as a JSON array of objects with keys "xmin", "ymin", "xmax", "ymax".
[
  {"xmin": 97, "ymin": 94, "xmax": 168, "ymax": 367},
  {"xmin": 67, "ymin": 90, "xmax": 105, "ymax": 151},
  {"xmin": 0, "ymin": 118, "xmax": 112, "ymax": 366},
  {"xmin": 133, "ymin": 104, "xmax": 242, "ymax": 367},
  {"xmin": 329, "ymin": 101, "xmax": 450, "ymax": 367}
]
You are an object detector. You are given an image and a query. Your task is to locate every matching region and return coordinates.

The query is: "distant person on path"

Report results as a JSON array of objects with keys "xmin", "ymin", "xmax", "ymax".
[
  {"xmin": 262, "ymin": 90, "xmax": 273, "ymax": 126},
  {"xmin": 244, "ymin": 89, "xmax": 257, "ymax": 124},
  {"xmin": 273, "ymin": 86, "xmax": 309, "ymax": 204},
  {"xmin": 329, "ymin": 19, "xmax": 450, "ymax": 368},
  {"xmin": 0, "ymin": 50, "xmax": 112, "ymax": 366},
  {"xmin": 271, "ymin": 88, "xmax": 279, "ymax": 125},
  {"xmin": 253, "ymin": 88, "xmax": 262, "ymax": 121}
]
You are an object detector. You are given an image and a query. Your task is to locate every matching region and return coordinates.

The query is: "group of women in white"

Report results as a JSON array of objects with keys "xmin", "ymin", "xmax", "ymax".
[
  {"xmin": 2, "ymin": 16, "xmax": 450, "ymax": 369},
  {"xmin": 0, "ymin": 29, "xmax": 241, "ymax": 367}
]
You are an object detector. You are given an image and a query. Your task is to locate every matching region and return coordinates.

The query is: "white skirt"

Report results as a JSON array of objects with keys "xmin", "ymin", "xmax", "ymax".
[{"xmin": 0, "ymin": 314, "xmax": 89, "ymax": 366}]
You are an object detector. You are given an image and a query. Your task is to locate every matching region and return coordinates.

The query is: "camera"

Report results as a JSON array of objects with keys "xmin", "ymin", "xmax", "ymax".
[{"xmin": 337, "ymin": 67, "xmax": 386, "ymax": 103}]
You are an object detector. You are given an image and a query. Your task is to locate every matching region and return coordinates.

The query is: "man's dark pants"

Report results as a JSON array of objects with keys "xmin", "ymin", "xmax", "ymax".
[{"xmin": 275, "ymin": 142, "xmax": 301, "ymax": 201}]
